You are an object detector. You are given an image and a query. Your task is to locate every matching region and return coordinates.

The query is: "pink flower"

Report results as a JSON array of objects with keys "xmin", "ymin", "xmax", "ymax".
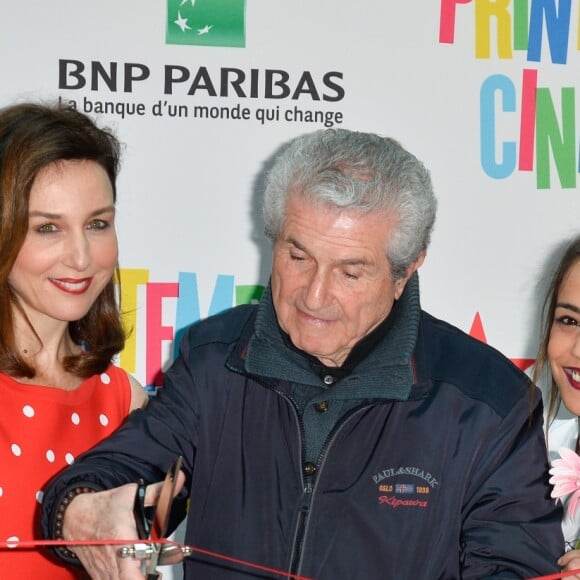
[{"xmin": 549, "ymin": 447, "xmax": 580, "ymax": 519}]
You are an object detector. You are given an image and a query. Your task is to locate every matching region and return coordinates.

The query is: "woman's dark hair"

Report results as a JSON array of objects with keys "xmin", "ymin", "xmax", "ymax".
[
  {"xmin": 533, "ymin": 235, "xmax": 580, "ymax": 429},
  {"xmin": 0, "ymin": 102, "xmax": 124, "ymax": 378}
]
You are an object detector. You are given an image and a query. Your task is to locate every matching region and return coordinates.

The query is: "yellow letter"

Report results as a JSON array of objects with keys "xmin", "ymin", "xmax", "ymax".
[
  {"xmin": 118, "ymin": 268, "xmax": 149, "ymax": 372},
  {"xmin": 476, "ymin": 0, "xmax": 513, "ymax": 58}
]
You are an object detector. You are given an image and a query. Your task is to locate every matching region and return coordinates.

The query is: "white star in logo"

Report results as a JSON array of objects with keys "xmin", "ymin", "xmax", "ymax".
[
  {"xmin": 174, "ymin": 11, "xmax": 191, "ymax": 32},
  {"xmin": 180, "ymin": 0, "xmax": 195, "ymax": 5},
  {"xmin": 197, "ymin": 24, "xmax": 213, "ymax": 35}
]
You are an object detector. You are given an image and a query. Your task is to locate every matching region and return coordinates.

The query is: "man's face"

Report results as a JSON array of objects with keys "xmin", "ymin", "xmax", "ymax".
[{"xmin": 271, "ymin": 194, "xmax": 422, "ymax": 367}]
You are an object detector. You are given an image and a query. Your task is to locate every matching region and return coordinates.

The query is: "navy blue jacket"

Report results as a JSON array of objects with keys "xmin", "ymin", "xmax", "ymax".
[{"xmin": 42, "ymin": 302, "xmax": 563, "ymax": 579}]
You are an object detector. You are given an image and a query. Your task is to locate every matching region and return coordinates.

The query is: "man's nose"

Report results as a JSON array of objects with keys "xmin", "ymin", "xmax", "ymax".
[{"xmin": 303, "ymin": 268, "xmax": 330, "ymax": 310}]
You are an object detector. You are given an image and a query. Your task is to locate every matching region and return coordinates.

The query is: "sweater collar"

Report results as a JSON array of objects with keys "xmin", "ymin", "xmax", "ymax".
[{"xmin": 244, "ymin": 272, "xmax": 422, "ymax": 400}]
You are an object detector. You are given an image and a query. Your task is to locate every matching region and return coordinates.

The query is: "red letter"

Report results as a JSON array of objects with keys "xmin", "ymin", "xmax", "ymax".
[
  {"xmin": 519, "ymin": 68, "xmax": 538, "ymax": 171},
  {"xmin": 440, "ymin": 0, "xmax": 473, "ymax": 43},
  {"xmin": 145, "ymin": 282, "xmax": 179, "ymax": 387}
]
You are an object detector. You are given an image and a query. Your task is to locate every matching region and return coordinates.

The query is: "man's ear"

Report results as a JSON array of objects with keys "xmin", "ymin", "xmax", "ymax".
[{"xmin": 393, "ymin": 251, "xmax": 426, "ymax": 300}]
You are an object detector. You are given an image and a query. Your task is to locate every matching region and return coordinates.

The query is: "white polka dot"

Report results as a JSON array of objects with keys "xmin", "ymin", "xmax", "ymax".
[
  {"xmin": 46, "ymin": 449, "xmax": 55, "ymax": 462},
  {"xmin": 0, "ymin": 487, "xmax": 3, "ymax": 497},
  {"xmin": 71, "ymin": 412, "xmax": 80, "ymax": 425},
  {"xmin": 65, "ymin": 453, "xmax": 74, "ymax": 465},
  {"xmin": 11, "ymin": 444, "xmax": 21, "ymax": 457},
  {"xmin": 100, "ymin": 373, "xmax": 111, "ymax": 384},
  {"xmin": 22, "ymin": 405, "xmax": 35, "ymax": 418},
  {"xmin": 99, "ymin": 414, "xmax": 109, "ymax": 427},
  {"xmin": 6, "ymin": 536, "xmax": 19, "ymax": 548},
  {"xmin": 36, "ymin": 491, "xmax": 43, "ymax": 504}
]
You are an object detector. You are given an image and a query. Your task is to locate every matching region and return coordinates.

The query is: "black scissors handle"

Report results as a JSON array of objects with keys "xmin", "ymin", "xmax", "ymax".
[{"xmin": 133, "ymin": 479, "xmax": 154, "ymax": 540}]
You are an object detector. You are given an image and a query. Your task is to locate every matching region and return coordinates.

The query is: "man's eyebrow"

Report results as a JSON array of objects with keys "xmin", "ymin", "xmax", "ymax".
[
  {"xmin": 285, "ymin": 236, "xmax": 370, "ymax": 266},
  {"xmin": 336, "ymin": 257, "xmax": 371, "ymax": 266},
  {"xmin": 556, "ymin": 302, "xmax": 580, "ymax": 315},
  {"xmin": 285, "ymin": 237, "xmax": 306, "ymax": 251}
]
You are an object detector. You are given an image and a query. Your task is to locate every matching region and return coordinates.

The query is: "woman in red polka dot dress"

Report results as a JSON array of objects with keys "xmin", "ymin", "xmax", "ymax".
[{"xmin": 0, "ymin": 103, "xmax": 148, "ymax": 578}]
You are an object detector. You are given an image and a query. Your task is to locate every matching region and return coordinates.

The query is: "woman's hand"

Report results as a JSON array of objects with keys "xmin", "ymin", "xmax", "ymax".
[{"xmin": 559, "ymin": 549, "xmax": 580, "ymax": 579}]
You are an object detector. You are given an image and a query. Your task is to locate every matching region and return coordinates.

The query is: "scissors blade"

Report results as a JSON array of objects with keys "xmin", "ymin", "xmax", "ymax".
[{"xmin": 151, "ymin": 456, "xmax": 183, "ymax": 541}]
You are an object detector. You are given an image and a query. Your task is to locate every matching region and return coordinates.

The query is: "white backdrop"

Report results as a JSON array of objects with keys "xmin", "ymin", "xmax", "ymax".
[{"xmin": 1, "ymin": 1, "xmax": 579, "ymax": 576}]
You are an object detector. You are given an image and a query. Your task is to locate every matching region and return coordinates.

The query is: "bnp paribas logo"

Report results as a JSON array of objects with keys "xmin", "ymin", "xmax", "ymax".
[{"xmin": 166, "ymin": 0, "xmax": 246, "ymax": 48}]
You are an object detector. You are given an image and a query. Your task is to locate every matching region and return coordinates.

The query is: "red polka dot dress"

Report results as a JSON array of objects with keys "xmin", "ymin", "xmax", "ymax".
[{"xmin": 0, "ymin": 364, "xmax": 132, "ymax": 578}]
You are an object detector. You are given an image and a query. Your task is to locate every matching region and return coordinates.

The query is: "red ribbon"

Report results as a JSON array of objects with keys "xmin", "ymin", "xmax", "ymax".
[
  {"xmin": 0, "ymin": 538, "xmax": 313, "ymax": 580},
  {"xmin": 527, "ymin": 570, "xmax": 580, "ymax": 579},
  {"xmin": 3, "ymin": 538, "xmax": 577, "ymax": 579}
]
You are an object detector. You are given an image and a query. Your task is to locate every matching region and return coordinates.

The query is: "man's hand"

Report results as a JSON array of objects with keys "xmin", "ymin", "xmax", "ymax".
[
  {"xmin": 63, "ymin": 483, "xmax": 143, "ymax": 579},
  {"xmin": 62, "ymin": 473, "xmax": 185, "ymax": 580},
  {"xmin": 559, "ymin": 549, "xmax": 580, "ymax": 579}
]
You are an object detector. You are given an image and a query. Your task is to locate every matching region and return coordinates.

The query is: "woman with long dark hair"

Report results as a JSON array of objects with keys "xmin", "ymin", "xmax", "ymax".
[{"xmin": 0, "ymin": 102, "xmax": 147, "ymax": 577}]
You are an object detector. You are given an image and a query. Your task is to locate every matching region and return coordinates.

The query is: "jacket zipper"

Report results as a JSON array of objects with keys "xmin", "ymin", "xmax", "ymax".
[{"xmin": 289, "ymin": 479, "xmax": 314, "ymax": 572}]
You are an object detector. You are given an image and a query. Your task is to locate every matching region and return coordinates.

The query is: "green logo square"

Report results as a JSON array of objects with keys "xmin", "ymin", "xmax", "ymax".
[{"xmin": 166, "ymin": 0, "xmax": 246, "ymax": 48}]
